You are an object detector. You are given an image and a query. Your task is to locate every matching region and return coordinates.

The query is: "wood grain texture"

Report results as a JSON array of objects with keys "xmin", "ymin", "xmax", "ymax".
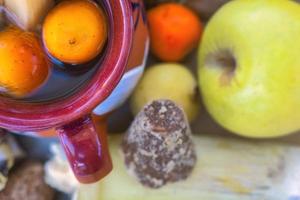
[{"xmin": 76, "ymin": 134, "xmax": 300, "ymax": 200}]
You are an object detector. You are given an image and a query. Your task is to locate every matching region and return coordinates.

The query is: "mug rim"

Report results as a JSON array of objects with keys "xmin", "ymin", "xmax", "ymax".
[{"xmin": 0, "ymin": 0, "xmax": 133, "ymax": 131}]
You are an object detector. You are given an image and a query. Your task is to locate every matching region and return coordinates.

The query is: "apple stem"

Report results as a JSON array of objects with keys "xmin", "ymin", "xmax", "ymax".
[{"xmin": 205, "ymin": 49, "xmax": 236, "ymax": 85}]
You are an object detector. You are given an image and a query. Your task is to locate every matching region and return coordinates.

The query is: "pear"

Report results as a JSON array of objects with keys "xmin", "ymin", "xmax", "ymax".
[
  {"xmin": 198, "ymin": 0, "xmax": 300, "ymax": 138},
  {"xmin": 131, "ymin": 63, "xmax": 200, "ymax": 122},
  {"xmin": 4, "ymin": 0, "xmax": 54, "ymax": 30}
]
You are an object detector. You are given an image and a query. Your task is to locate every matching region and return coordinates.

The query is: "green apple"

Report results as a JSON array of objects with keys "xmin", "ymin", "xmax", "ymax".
[
  {"xmin": 198, "ymin": 0, "xmax": 300, "ymax": 138},
  {"xmin": 131, "ymin": 63, "xmax": 200, "ymax": 122}
]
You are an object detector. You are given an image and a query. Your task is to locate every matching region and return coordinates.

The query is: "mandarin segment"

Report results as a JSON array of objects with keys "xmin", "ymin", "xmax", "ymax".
[
  {"xmin": 42, "ymin": 0, "xmax": 107, "ymax": 65},
  {"xmin": 0, "ymin": 26, "xmax": 50, "ymax": 98}
]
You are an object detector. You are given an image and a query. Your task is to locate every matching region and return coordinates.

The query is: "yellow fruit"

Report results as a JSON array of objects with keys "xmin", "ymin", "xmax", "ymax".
[
  {"xmin": 131, "ymin": 63, "xmax": 199, "ymax": 122},
  {"xmin": 198, "ymin": 0, "xmax": 300, "ymax": 137}
]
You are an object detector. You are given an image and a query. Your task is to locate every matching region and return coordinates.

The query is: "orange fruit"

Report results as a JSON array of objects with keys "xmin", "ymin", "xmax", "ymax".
[
  {"xmin": 0, "ymin": 26, "xmax": 50, "ymax": 98},
  {"xmin": 42, "ymin": 0, "xmax": 107, "ymax": 64},
  {"xmin": 147, "ymin": 3, "xmax": 203, "ymax": 62}
]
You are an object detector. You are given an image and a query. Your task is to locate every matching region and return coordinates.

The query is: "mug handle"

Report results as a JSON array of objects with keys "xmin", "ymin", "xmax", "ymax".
[{"xmin": 56, "ymin": 114, "xmax": 112, "ymax": 183}]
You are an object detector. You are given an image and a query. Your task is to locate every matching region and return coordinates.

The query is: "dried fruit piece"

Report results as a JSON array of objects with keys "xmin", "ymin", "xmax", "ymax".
[
  {"xmin": 4, "ymin": 0, "xmax": 54, "ymax": 30},
  {"xmin": 0, "ymin": 161, "xmax": 55, "ymax": 200}
]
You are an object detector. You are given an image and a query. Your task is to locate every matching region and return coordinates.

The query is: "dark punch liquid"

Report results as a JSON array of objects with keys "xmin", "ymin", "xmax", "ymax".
[{"xmin": 24, "ymin": 51, "xmax": 105, "ymax": 103}]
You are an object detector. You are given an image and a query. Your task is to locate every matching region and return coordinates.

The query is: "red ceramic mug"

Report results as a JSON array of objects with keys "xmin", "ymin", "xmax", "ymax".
[{"xmin": 0, "ymin": 0, "xmax": 149, "ymax": 184}]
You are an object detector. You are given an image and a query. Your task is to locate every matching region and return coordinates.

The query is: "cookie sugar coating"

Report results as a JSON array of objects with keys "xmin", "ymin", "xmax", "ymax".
[{"xmin": 122, "ymin": 100, "xmax": 197, "ymax": 188}]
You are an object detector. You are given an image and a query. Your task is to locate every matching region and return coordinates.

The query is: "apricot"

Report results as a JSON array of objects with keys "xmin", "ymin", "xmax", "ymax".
[
  {"xmin": 0, "ymin": 26, "xmax": 49, "ymax": 98},
  {"xmin": 42, "ymin": 0, "xmax": 107, "ymax": 65}
]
